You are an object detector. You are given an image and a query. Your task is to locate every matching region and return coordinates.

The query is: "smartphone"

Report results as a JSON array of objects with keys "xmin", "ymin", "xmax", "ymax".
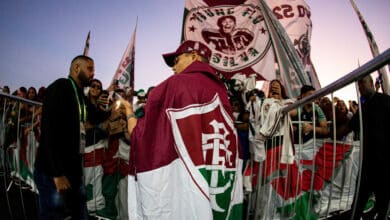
[{"xmin": 100, "ymin": 90, "xmax": 110, "ymax": 110}]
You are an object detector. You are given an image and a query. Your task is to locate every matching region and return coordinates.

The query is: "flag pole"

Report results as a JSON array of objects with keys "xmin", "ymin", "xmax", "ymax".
[
  {"xmin": 83, "ymin": 31, "xmax": 91, "ymax": 56},
  {"xmin": 349, "ymin": 0, "xmax": 390, "ymax": 94}
]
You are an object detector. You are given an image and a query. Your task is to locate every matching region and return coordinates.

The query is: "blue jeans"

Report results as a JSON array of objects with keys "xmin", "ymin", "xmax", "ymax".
[{"xmin": 34, "ymin": 169, "xmax": 88, "ymax": 220}]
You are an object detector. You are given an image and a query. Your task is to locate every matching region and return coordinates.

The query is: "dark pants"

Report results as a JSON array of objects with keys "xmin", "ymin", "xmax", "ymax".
[
  {"xmin": 339, "ymin": 164, "xmax": 390, "ymax": 220},
  {"xmin": 34, "ymin": 169, "xmax": 87, "ymax": 220},
  {"xmin": 351, "ymin": 166, "xmax": 390, "ymax": 220}
]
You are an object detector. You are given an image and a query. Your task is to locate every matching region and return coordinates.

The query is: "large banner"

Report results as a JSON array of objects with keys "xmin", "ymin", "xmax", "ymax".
[
  {"xmin": 259, "ymin": 0, "xmax": 312, "ymax": 97},
  {"xmin": 182, "ymin": 0, "xmax": 319, "ymax": 98},
  {"xmin": 265, "ymin": 0, "xmax": 321, "ymax": 89},
  {"xmin": 182, "ymin": 0, "xmax": 276, "ymax": 81}
]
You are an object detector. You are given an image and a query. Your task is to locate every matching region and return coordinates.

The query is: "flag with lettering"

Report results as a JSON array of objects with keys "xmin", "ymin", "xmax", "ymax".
[
  {"xmin": 111, "ymin": 22, "xmax": 137, "ymax": 96},
  {"xmin": 259, "ymin": 0, "xmax": 312, "ymax": 97},
  {"xmin": 265, "ymin": 0, "xmax": 321, "ymax": 90},
  {"xmin": 127, "ymin": 71, "xmax": 243, "ymax": 219},
  {"xmin": 182, "ymin": 0, "xmax": 276, "ymax": 81},
  {"xmin": 83, "ymin": 31, "xmax": 90, "ymax": 56}
]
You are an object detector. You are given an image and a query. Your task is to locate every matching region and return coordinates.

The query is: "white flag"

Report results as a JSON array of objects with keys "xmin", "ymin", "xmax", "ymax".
[
  {"xmin": 182, "ymin": 0, "xmax": 276, "ymax": 81},
  {"xmin": 111, "ymin": 22, "xmax": 137, "ymax": 94}
]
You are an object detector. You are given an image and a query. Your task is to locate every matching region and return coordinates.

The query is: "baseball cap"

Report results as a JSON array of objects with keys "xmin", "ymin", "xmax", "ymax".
[{"xmin": 162, "ymin": 40, "xmax": 212, "ymax": 67}]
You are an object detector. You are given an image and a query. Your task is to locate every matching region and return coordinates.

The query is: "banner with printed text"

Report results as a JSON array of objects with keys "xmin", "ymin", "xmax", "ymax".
[
  {"xmin": 265, "ymin": 0, "xmax": 321, "ymax": 89},
  {"xmin": 182, "ymin": 0, "xmax": 276, "ymax": 80},
  {"xmin": 111, "ymin": 23, "xmax": 137, "ymax": 98}
]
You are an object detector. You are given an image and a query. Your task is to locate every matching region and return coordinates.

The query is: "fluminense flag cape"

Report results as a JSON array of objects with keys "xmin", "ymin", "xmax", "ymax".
[
  {"xmin": 83, "ymin": 31, "xmax": 90, "ymax": 56},
  {"xmin": 127, "ymin": 61, "xmax": 243, "ymax": 220},
  {"xmin": 110, "ymin": 22, "xmax": 137, "ymax": 96},
  {"xmin": 265, "ymin": 0, "xmax": 321, "ymax": 90},
  {"xmin": 181, "ymin": 0, "xmax": 276, "ymax": 81}
]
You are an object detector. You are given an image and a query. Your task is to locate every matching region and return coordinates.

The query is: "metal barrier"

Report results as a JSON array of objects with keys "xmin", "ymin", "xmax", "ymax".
[
  {"xmin": 244, "ymin": 49, "xmax": 390, "ymax": 220},
  {"xmin": 0, "ymin": 91, "xmax": 130, "ymax": 219},
  {"xmin": 0, "ymin": 92, "xmax": 41, "ymax": 219}
]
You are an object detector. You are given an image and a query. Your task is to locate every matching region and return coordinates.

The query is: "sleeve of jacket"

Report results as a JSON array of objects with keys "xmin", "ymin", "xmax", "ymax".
[{"xmin": 43, "ymin": 79, "xmax": 76, "ymax": 176}]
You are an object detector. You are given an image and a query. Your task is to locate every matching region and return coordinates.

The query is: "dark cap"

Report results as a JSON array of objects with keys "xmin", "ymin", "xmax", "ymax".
[{"xmin": 162, "ymin": 40, "xmax": 212, "ymax": 67}]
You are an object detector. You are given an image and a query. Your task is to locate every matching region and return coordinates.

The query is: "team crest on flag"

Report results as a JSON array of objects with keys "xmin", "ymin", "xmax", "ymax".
[
  {"xmin": 167, "ymin": 94, "xmax": 242, "ymax": 219},
  {"xmin": 183, "ymin": 1, "xmax": 274, "ymax": 80}
]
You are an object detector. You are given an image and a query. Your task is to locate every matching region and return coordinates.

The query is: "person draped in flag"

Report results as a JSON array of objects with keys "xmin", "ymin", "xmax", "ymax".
[
  {"xmin": 244, "ymin": 79, "xmax": 298, "ymax": 218},
  {"xmin": 118, "ymin": 40, "xmax": 243, "ymax": 220}
]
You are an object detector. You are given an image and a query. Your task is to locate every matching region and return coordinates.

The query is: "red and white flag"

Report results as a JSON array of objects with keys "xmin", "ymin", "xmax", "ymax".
[
  {"xmin": 182, "ymin": 0, "xmax": 319, "ymax": 97},
  {"xmin": 265, "ymin": 0, "xmax": 321, "ymax": 90},
  {"xmin": 110, "ymin": 22, "xmax": 137, "ymax": 94},
  {"xmin": 182, "ymin": 0, "xmax": 276, "ymax": 81},
  {"xmin": 259, "ymin": 0, "xmax": 314, "ymax": 97},
  {"xmin": 127, "ymin": 78, "xmax": 243, "ymax": 219},
  {"xmin": 83, "ymin": 31, "xmax": 90, "ymax": 56}
]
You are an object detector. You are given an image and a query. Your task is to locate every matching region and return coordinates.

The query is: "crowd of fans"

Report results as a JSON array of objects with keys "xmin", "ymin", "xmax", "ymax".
[{"xmin": 0, "ymin": 80, "xmax": 360, "ymax": 170}]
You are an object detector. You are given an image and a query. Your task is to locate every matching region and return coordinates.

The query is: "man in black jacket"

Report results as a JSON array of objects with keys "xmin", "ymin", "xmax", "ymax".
[
  {"xmin": 34, "ymin": 55, "xmax": 95, "ymax": 219},
  {"xmin": 338, "ymin": 74, "xmax": 390, "ymax": 220}
]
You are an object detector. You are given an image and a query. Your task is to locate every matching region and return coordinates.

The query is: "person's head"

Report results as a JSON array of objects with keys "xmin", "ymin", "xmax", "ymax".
[
  {"xmin": 17, "ymin": 86, "xmax": 27, "ymax": 98},
  {"xmin": 358, "ymin": 74, "xmax": 375, "ymax": 99},
  {"xmin": 136, "ymin": 89, "xmax": 146, "ymax": 102},
  {"xmin": 69, "ymin": 55, "xmax": 95, "ymax": 88},
  {"xmin": 268, "ymin": 79, "xmax": 288, "ymax": 100},
  {"xmin": 319, "ymin": 96, "xmax": 332, "ymax": 108},
  {"xmin": 89, "ymin": 79, "xmax": 103, "ymax": 98},
  {"xmin": 27, "ymin": 87, "xmax": 37, "ymax": 100},
  {"xmin": 163, "ymin": 40, "xmax": 212, "ymax": 74},
  {"xmin": 37, "ymin": 86, "xmax": 46, "ymax": 102},
  {"xmin": 333, "ymin": 96, "xmax": 340, "ymax": 105},
  {"xmin": 336, "ymin": 99, "xmax": 348, "ymax": 113},
  {"xmin": 114, "ymin": 88, "xmax": 126, "ymax": 100},
  {"xmin": 146, "ymin": 86, "xmax": 155, "ymax": 98},
  {"xmin": 350, "ymin": 100, "xmax": 358, "ymax": 109},
  {"xmin": 231, "ymin": 99, "xmax": 241, "ymax": 113},
  {"xmin": 2, "ymin": 86, "xmax": 10, "ymax": 94},
  {"xmin": 300, "ymin": 85, "xmax": 316, "ymax": 99},
  {"xmin": 246, "ymin": 89, "xmax": 264, "ymax": 102},
  {"xmin": 217, "ymin": 15, "xmax": 236, "ymax": 34}
]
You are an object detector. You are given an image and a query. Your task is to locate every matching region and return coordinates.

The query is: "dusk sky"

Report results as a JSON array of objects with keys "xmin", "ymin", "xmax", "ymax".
[{"xmin": 0, "ymin": 0, "xmax": 389, "ymax": 101}]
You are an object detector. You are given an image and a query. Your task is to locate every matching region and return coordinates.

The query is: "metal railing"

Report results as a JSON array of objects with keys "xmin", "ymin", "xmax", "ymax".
[{"xmin": 283, "ymin": 48, "xmax": 390, "ymax": 114}]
